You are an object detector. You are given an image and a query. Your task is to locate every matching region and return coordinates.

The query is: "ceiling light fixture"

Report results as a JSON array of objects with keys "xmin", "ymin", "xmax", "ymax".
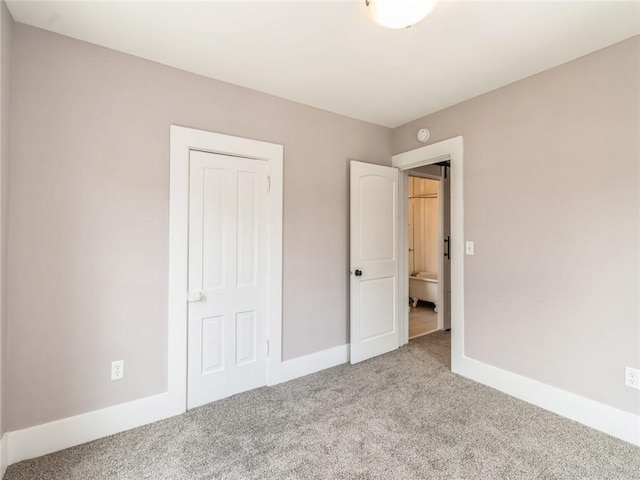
[{"xmin": 365, "ymin": 0, "xmax": 440, "ymax": 29}]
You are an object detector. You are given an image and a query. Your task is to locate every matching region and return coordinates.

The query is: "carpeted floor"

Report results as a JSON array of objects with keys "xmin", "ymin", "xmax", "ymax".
[{"xmin": 6, "ymin": 332, "xmax": 640, "ymax": 479}]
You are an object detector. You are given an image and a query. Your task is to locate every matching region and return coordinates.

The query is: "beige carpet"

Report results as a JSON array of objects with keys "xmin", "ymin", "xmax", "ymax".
[{"xmin": 6, "ymin": 332, "xmax": 640, "ymax": 479}]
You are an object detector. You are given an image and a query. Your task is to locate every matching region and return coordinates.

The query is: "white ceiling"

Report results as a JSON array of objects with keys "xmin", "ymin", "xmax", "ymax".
[{"xmin": 6, "ymin": 0, "xmax": 640, "ymax": 127}]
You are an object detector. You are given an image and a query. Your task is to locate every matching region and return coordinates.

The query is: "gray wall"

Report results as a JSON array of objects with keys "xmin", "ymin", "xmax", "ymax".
[
  {"xmin": 7, "ymin": 24, "xmax": 391, "ymax": 431},
  {"xmin": 6, "ymin": 19, "xmax": 637, "ymax": 434},
  {"xmin": 393, "ymin": 36, "xmax": 639, "ymax": 415},
  {"xmin": 0, "ymin": 1, "xmax": 12, "ymax": 436}
]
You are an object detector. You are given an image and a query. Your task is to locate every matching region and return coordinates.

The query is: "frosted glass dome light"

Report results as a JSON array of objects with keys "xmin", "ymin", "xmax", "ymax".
[{"xmin": 365, "ymin": 0, "xmax": 440, "ymax": 29}]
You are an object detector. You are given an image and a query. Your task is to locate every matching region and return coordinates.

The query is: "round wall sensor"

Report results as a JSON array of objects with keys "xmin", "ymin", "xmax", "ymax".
[{"xmin": 417, "ymin": 128, "xmax": 430, "ymax": 143}]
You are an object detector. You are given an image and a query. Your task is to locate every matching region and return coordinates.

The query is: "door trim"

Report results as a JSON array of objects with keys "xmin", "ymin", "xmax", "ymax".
[
  {"xmin": 392, "ymin": 136, "xmax": 464, "ymax": 372},
  {"xmin": 169, "ymin": 125, "xmax": 283, "ymax": 411}
]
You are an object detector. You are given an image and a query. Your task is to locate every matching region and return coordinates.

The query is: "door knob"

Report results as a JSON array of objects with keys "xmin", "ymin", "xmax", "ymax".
[
  {"xmin": 354, "ymin": 269, "xmax": 363, "ymax": 277},
  {"xmin": 187, "ymin": 291, "xmax": 203, "ymax": 302}
]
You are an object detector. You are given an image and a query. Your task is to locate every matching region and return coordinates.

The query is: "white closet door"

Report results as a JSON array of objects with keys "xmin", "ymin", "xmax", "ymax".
[{"xmin": 187, "ymin": 150, "xmax": 268, "ymax": 409}]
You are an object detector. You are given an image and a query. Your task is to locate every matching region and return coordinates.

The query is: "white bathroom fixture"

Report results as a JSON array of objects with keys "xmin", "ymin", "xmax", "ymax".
[{"xmin": 409, "ymin": 272, "xmax": 438, "ymax": 310}]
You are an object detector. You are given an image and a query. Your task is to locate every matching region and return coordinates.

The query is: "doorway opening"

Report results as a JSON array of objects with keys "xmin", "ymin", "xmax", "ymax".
[
  {"xmin": 392, "ymin": 137, "xmax": 463, "ymax": 372},
  {"xmin": 406, "ymin": 163, "xmax": 451, "ymax": 340},
  {"xmin": 408, "ymin": 174, "xmax": 439, "ymax": 338}
]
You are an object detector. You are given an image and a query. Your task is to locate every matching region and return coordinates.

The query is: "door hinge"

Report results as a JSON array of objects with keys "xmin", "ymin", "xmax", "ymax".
[
  {"xmin": 267, "ymin": 176, "xmax": 271, "ymax": 193},
  {"xmin": 266, "ymin": 340, "xmax": 270, "ymax": 357}
]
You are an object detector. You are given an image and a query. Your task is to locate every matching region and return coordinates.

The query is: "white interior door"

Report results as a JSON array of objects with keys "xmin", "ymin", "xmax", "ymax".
[
  {"xmin": 187, "ymin": 150, "xmax": 268, "ymax": 409},
  {"xmin": 350, "ymin": 161, "xmax": 399, "ymax": 364}
]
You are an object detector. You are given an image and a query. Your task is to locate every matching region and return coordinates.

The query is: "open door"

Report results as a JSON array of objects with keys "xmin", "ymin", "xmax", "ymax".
[{"xmin": 350, "ymin": 161, "xmax": 399, "ymax": 364}]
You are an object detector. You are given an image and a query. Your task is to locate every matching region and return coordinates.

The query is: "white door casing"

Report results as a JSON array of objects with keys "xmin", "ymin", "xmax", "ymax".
[
  {"xmin": 392, "ymin": 137, "xmax": 463, "ymax": 367},
  {"xmin": 169, "ymin": 125, "xmax": 283, "ymax": 413},
  {"xmin": 187, "ymin": 150, "xmax": 269, "ymax": 409},
  {"xmin": 350, "ymin": 161, "xmax": 400, "ymax": 364},
  {"xmin": 441, "ymin": 166, "xmax": 452, "ymax": 330}
]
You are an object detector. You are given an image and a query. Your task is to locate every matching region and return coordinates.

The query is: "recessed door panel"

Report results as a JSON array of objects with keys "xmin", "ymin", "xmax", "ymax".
[
  {"xmin": 359, "ymin": 175, "xmax": 396, "ymax": 262},
  {"xmin": 202, "ymin": 316, "xmax": 224, "ymax": 374},
  {"xmin": 360, "ymin": 277, "xmax": 396, "ymax": 340},
  {"xmin": 236, "ymin": 311, "xmax": 257, "ymax": 366},
  {"xmin": 202, "ymin": 168, "xmax": 225, "ymax": 291},
  {"xmin": 237, "ymin": 171, "xmax": 258, "ymax": 287}
]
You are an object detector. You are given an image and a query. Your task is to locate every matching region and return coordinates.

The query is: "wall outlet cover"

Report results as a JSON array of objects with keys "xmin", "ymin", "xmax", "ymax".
[
  {"xmin": 625, "ymin": 366, "xmax": 639, "ymax": 390},
  {"xmin": 111, "ymin": 360, "xmax": 125, "ymax": 381}
]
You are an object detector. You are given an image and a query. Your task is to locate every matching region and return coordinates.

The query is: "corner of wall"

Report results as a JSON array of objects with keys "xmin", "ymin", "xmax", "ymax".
[
  {"xmin": 0, "ymin": 0, "xmax": 14, "ymax": 447},
  {"xmin": 454, "ymin": 355, "xmax": 640, "ymax": 446},
  {"xmin": 0, "ymin": 433, "xmax": 7, "ymax": 478},
  {"xmin": 6, "ymin": 391, "xmax": 182, "ymax": 466}
]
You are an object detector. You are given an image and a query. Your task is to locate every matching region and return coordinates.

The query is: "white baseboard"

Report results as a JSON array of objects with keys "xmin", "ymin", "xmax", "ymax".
[
  {"xmin": 268, "ymin": 343, "xmax": 349, "ymax": 386},
  {"xmin": 6, "ymin": 391, "xmax": 184, "ymax": 466},
  {"xmin": 4, "ymin": 344, "xmax": 349, "ymax": 468},
  {"xmin": 454, "ymin": 355, "xmax": 640, "ymax": 446},
  {"xmin": 1, "ymin": 433, "xmax": 8, "ymax": 478},
  {"xmin": 6, "ymin": 343, "xmax": 634, "ymax": 472}
]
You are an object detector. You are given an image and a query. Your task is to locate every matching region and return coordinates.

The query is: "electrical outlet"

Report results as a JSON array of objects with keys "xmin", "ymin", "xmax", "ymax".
[
  {"xmin": 111, "ymin": 360, "xmax": 124, "ymax": 381},
  {"xmin": 625, "ymin": 366, "xmax": 639, "ymax": 390}
]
